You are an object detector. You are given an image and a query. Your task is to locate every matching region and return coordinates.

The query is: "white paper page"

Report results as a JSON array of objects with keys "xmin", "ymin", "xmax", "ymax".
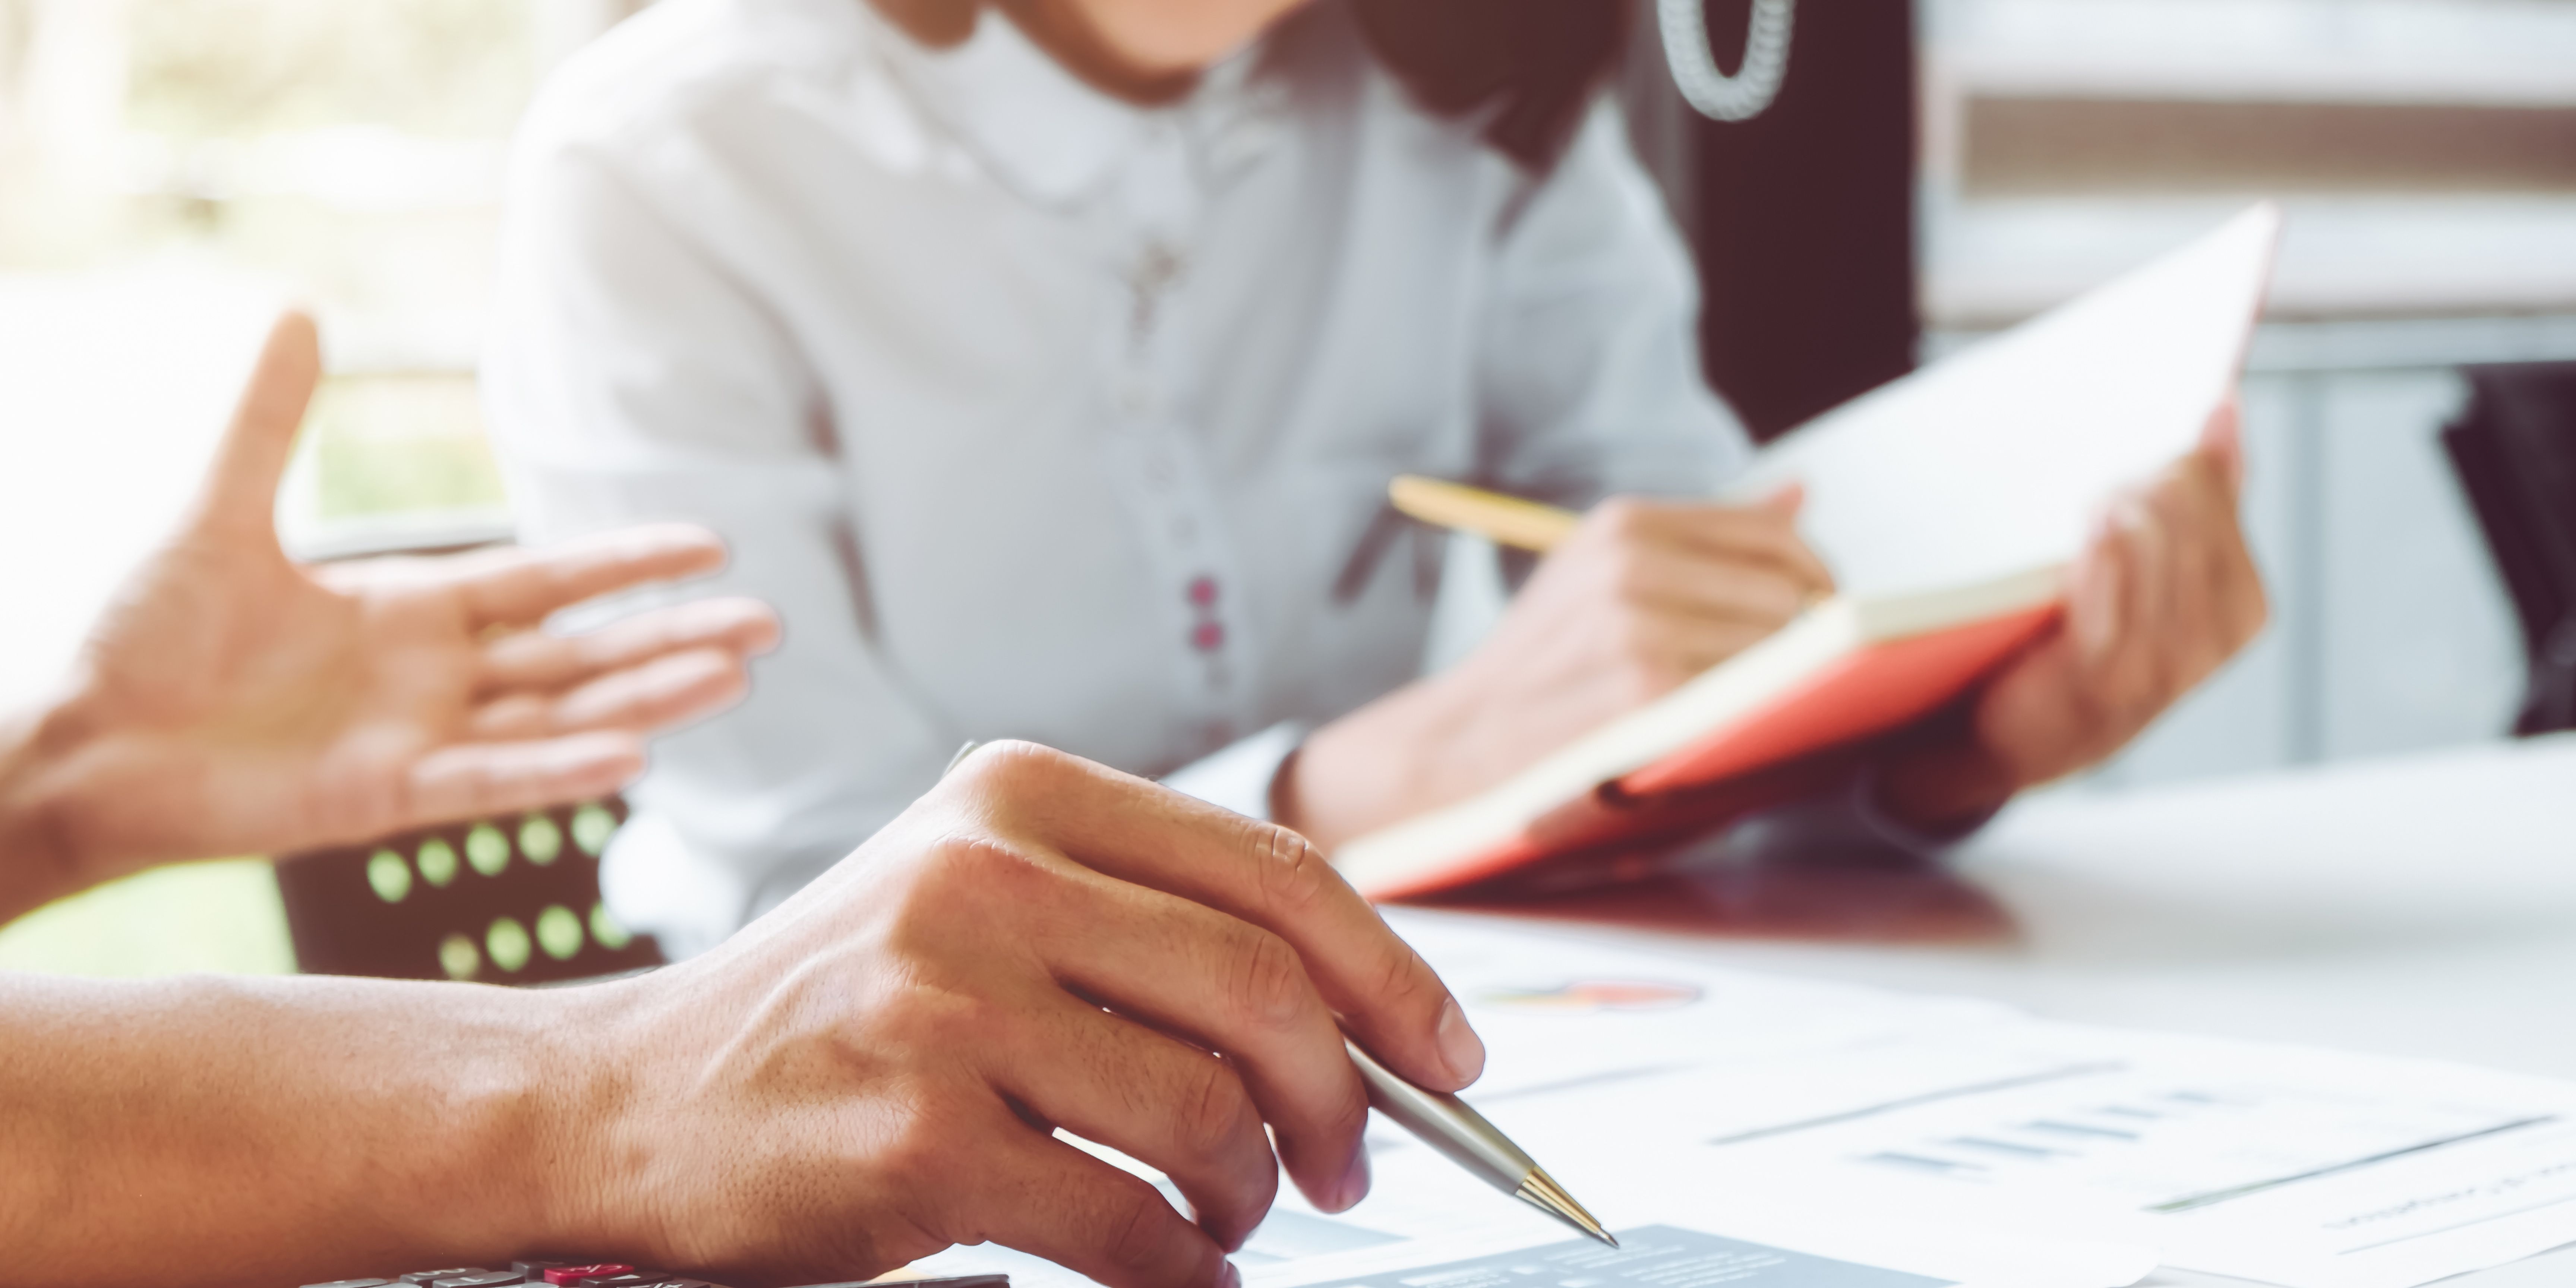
[
  {"xmin": 1724, "ymin": 205, "xmax": 2279, "ymax": 599},
  {"xmin": 1248, "ymin": 1218, "xmax": 2151, "ymax": 1288},
  {"xmin": 1386, "ymin": 916, "xmax": 2576, "ymax": 1288},
  {"xmin": 2166, "ymin": 1116, "xmax": 2576, "ymax": 1288},
  {"xmin": 1251, "ymin": 1224, "xmax": 1955, "ymax": 1288},
  {"xmin": 1386, "ymin": 910, "xmax": 2020, "ymax": 1101},
  {"xmin": 1604, "ymin": 1023, "xmax": 2576, "ymax": 1288}
]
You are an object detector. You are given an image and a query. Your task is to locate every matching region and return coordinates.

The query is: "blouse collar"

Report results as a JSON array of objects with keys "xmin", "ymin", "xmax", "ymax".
[{"xmin": 862, "ymin": 3, "xmax": 1282, "ymax": 208}]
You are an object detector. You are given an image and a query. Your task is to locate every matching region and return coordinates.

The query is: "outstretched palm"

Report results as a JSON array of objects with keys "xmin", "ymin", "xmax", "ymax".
[{"xmin": 43, "ymin": 313, "xmax": 777, "ymax": 878}]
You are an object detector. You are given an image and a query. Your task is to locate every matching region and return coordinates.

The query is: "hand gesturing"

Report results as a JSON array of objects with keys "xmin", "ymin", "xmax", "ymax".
[{"xmin": 18, "ymin": 312, "xmax": 778, "ymax": 894}]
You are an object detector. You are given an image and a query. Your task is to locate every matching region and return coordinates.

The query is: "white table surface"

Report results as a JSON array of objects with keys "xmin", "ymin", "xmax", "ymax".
[{"xmin": 1449, "ymin": 734, "xmax": 2576, "ymax": 1287}]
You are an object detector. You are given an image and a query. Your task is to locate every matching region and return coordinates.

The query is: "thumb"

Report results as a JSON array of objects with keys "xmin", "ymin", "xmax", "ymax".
[
  {"xmin": 1759, "ymin": 481, "xmax": 1806, "ymax": 517},
  {"xmin": 193, "ymin": 310, "xmax": 321, "ymax": 540}
]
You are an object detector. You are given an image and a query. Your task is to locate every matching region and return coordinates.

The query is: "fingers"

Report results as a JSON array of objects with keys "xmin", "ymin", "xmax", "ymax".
[
  {"xmin": 989, "ymin": 994, "xmax": 1281, "ymax": 1250},
  {"xmin": 467, "ymin": 647, "xmax": 750, "ymax": 741},
  {"xmin": 479, "ymin": 596, "xmax": 780, "ymax": 693},
  {"xmin": 2106, "ymin": 492, "xmax": 2175, "ymax": 710},
  {"xmin": 2184, "ymin": 395, "xmax": 2264, "ymax": 643},
  {"xmin": 1548, "ymin": 496, "xmax": 1837, "ymax": 691},
  {"xmin": 194, "ymin": 310, "xmax": 321, "ymax": 540},
  {"xmin": 2067, "ymin": 509, "xmax": 2128, "ymax": 669},
  {"xmin": 975, "ymin": 1131, "xmax": 1230, "ymax": 1288},
  {"xmin": 1020, "ymin": 866, "xmax": 1371, "ymax": 1219},
  {"xmin": 1589, "ymin": 496, "xmax": 1836, "ymax": 597},
  {"xmin": 2151, "ymin": 467, "xmax": 2240, "ymax": 686},
  {"xmin": 405, "ymin": 731, "xmax": 646, "ymax": 828},
  {"xmin": 2062, "ymin": 441, "xmax": 2269, "ymax": 739},
  {"xmin": 2199, "ymin": 398, "xmax": 2248, "ymax": 499},
  {"xmin": 455, "ymin": 524, "xmax": 730, "ymax": 630},
  {"xmin": 949, "ymin": 745, "xmax": 1481, "ymax": 1094},
  {"xmin": 2179, "ymin": 428, "xmax": 2270, "ymax": 649},
  {"xmin": 1609, "ymin": 540, "xmax": 1817, "ymax": 631},
  {"xmin": 1615, "ymin": 610, "xmax": 1784, "ymax": 693}
]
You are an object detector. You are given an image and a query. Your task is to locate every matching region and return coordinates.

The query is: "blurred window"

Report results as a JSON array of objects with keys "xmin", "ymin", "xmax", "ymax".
[
  {"xmin": 0, "ymin": 0, "xmax": 640, "ymax": 976},
  {"xmin": 0, "ymin": 0, "xmax": 638, "ymax": 547},
  {"xmin": 1921, "ymin": 0, "xmax": 2576, "ymax": 326}
]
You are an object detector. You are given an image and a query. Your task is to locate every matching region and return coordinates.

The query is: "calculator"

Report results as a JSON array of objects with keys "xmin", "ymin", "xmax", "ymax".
[{"xmin": 300, "ymin": 1265, "xmax": 1009, "ymax": 1288}]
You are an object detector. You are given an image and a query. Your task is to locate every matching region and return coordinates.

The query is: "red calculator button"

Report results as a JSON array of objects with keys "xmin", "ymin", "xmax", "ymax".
[{"xmin": 545, "ymin": 1269, "xmax": 631, "ymax": 1285}]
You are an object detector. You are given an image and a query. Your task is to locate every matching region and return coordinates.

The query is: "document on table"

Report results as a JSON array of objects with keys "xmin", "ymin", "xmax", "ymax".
[
  {"xmin": 1253, "ymin": 1225, "xmax": 1948, "ymax": 1288},
  {"xmin": 913, "ymin": 912, "xmax": 2575, "ymax": 1288},
  {"xmin": 1388, "ymin": 912, "xmax": 2576, "ymax": 1288}
]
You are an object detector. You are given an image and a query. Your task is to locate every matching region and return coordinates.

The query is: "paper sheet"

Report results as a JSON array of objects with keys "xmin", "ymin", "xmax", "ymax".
[
  {"xmin": 1386, "ymin": 913, "xmax": 2576, "ymax": 1288},
  {"xmin": 915, "ymin": 912, "xmax": 2570, "ymax": 1288},
  {"xmin": 1253, "ymin": 1225, "xmax": 1950, "ymax": 1288}
]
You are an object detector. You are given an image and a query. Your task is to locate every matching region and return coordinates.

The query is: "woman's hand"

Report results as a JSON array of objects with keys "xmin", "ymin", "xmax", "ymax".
[
  {"xmin": 0, "ymin": 313, "xmax": 780, "ymax": 916},
  {"xmin": 566, "ymin": 743, "xmax": 1484, "ymax": 1287},
  {"xmin": 1876, "ymin": 402, "xmax": 2269, "ymax": 831},
  {"xmin": 1283, "ymin": 490, "xmax": 1833, "ymax": 849}
]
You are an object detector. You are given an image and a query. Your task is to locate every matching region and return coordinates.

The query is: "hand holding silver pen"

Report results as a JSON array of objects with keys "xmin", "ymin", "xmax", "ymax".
[{"xmin": 941, "ymin": 741, "xmax": 1617, "ymax": 1247}]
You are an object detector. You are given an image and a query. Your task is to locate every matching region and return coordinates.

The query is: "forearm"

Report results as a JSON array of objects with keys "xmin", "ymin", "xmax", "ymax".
[
  {"xmin": 0, "ymin": 971, "xmax": 624, "ymax": 1287},
  {"xmin": 1874, "ymin": 736, "xmax": 2020, "ymax": 836}
]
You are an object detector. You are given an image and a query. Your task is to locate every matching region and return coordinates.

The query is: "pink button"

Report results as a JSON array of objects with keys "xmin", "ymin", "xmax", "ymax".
[
  {"xmin": 1191, "ymin": 621, "xmax": 1226, "ymax": 652},
  {"xmin": 1188, "ymin": 575, "xmax": 1219, "ymax": 607}
]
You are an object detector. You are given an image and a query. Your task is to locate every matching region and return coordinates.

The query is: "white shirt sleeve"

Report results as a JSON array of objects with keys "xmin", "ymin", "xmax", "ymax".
[{"xmin": 483, "ymin": 138, "xmax": 957, "ymax": 956}]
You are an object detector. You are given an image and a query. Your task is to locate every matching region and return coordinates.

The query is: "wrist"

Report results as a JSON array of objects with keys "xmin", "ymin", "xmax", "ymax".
[
  {"xmin": 0, "ymin": 694, "xmax": 108, "ymax": 921},
  {"xmin": 1873, "ymin": 729, "xmax": 2020, "ymax": 836},
  {"xmin": 1287, "ymin": 669, "xmax": 1484, "ymax": 852},
  {"xmin": 515, "ymin": 973, "xmax": 662, "ymax": 1262}
]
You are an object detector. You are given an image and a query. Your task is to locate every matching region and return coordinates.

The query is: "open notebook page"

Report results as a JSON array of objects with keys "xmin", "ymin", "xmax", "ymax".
[{"xmin": 1726, "ymin": 203, "xmax": 2281, "ymax": 599}]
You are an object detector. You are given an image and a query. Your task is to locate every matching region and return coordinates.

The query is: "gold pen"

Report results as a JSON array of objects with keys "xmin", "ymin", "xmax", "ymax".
[
  {"xmin": 1392, "ymin": 474, "xmax": 1827, "ymax": 617},
  {"xmin": 940, "ymin": 741, "xmax": 1617, "ymax": 1247},
  {"xmin": 1387, "ymin": 476, "xmax": 1580, "ymax": 553}
]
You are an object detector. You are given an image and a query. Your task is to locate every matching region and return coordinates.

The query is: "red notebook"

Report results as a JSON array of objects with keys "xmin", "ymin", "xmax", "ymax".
[{"xmin": 1335, "ymin": 206, "xmax": 2282, "ymax": 902}]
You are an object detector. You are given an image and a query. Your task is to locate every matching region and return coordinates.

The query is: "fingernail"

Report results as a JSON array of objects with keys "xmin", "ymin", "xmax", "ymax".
[
  {"xmin": 1334, "ymin": 1145, "xmax": 1374, "ymax": 1213},
  {"xmin": 1435, "ymin": 998, "xmax": 1485, "ymax": 1086}
]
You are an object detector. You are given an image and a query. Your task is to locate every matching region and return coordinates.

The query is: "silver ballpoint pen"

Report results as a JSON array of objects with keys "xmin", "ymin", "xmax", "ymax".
[
  {"xmin": 1343, "ymin": 1039, "xmax": 1616, "ymax": 1246},
  {"xmin": 941, "ymin": 742, "xmax": 1617, "ymax": 1247}
]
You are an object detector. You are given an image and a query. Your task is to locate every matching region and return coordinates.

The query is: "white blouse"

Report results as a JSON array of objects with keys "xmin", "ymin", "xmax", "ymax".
[{"xmin": 484, "ymin": 0, "xmax": 1763, "ymax": 954}]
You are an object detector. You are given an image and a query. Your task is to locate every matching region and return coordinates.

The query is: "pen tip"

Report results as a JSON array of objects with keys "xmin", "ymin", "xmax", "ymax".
[{"xmin": 1518, "ymin": 1169, "xmax": 1618, "ymax": 1249}]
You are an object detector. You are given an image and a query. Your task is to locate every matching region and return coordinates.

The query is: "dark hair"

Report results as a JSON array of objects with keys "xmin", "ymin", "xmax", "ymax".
[
  {"xmin": 1352, "ymin": 0, "xmax": 1630, "ymax": 169},
  {"xmin": 870, "ymin": 0, "xmax": 1629, "ymax": 170}
]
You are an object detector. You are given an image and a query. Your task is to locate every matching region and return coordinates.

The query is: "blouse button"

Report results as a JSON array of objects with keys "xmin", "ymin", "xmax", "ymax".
[
  {"xmin": 1187, "ymin": 576, "xmax": 1219, "ymax": 607},
  {"xmin": 1191, "ymin": 621, "xmax": 1227, "ymax": 652}
]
